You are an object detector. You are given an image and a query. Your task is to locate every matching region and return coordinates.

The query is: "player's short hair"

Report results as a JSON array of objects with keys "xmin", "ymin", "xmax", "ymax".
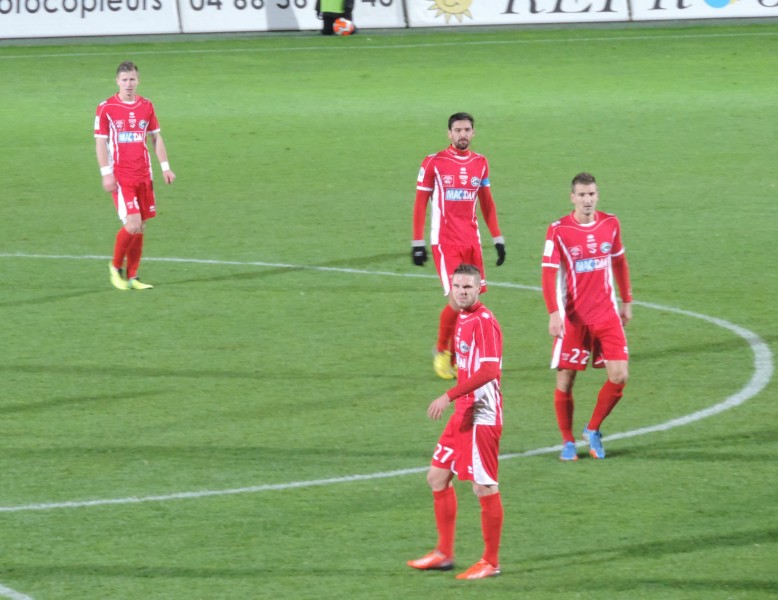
[
  {"xmin": 453, "ymin": 263, "xmax": 482, "ymax": 280},
  {"xmin": 448, "ymin": 112, "xmax": 474, "ymax": 130},
  {"xmin": 571, "ymin": 172, "xmax": 597, "ymax": 189},
  {"xmin": 116, "ymin": 61, "xmax": 139, "ymax": 75}
]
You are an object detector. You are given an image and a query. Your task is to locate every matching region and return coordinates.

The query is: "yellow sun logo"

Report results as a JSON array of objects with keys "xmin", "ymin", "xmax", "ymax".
[{"xmin": 428, "ymin": 0, "xmax": 473, "ymax": 23}]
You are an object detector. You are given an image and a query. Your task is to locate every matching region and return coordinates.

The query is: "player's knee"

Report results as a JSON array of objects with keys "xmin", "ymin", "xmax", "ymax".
[
  {"xmin": 472, "ymin": 483, "xmax": 498, "ymax": 497},
  {"xmin": 426, "ymin": 470, "xmax": 449, "ymax": 491},
  {"xmin": 123, "ymin": 220, "xmax": 144, "ymax": 235},
  {"xmin": 609, "ymin": 370, "xmax": 629, "ymax": 385}
]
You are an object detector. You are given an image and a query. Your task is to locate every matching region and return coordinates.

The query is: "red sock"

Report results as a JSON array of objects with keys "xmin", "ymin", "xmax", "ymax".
[
  {"xmin": 587, "ymin": 380, "xmax": 625, "ymax": 431},
  {"xmin": 479, "ymin": 492, "xmax": 503, "ymax": 567},
  {"xmin": 554, "ymin": 389, "xmax": 575, "ymax": 443},
  {"xmin": 112, "ymin": 228, "xmax": 133, "ymax": 270},
  {"xmin": 126, "ymin": 233, "xmax": 144, "ymax": 279},
  {"xmin": 433, "ymin": 486, "xmax": 457, "ymax": 558},
  {"xmin": 437, "ymin": 304, "xmax": 459, "ymax": 353}
]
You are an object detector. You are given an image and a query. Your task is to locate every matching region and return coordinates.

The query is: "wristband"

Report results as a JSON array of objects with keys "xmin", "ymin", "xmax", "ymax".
[
  {"xmin": 100, "ymin": 166, "xmax": 113, "ymax": 176},
  {"xmin": 160, "ymin": 161, "xmax": 170, "ymax": 171}
]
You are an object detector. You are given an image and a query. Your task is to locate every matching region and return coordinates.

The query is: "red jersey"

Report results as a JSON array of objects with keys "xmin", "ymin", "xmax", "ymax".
[
  {"xmin": 542, "ymin": 211, "xmax": 630, "ymax": 325},
  {"xmin": 452, "ymin": 302, "xmax": 503, "ymax": 426},
  {"xmin": 414, "ymin": 146, "xmax": 499, "ymax": 246},
  {"xmin": 94, "ymin": 94, "xmax": 160, "ymax": 182}
]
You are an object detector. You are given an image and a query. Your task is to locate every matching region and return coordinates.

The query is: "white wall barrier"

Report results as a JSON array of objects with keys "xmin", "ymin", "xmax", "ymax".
[
  {"xmin": 406, "ymin": 0, "xmax": 630, "ymax": 27},
  {"xmin": 631, "ymin": 0, "xmax": 778, "ymax": 21},
  {"xmin": 0, "ymin": 0, "xmax": 180, "ymax": 38},
  {"xmin": 180, "ymin": 0, "xmax": 405, "ymax": 35},
  {"xmin": 1, "ymin": 0, "xmax": 776, "ymax": 40}
]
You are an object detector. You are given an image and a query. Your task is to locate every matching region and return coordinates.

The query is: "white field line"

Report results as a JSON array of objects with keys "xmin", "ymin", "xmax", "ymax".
[
  {"xmin": 0, "ymin": 584, "xmax": 34, "ymax": 600},
  {"xmin": 0, "ymin": 30, "xmax": 776, "ymax": 61},
  {"xmin": 0, "ymin": 252, "xmax": 772, "ymax": 514}
]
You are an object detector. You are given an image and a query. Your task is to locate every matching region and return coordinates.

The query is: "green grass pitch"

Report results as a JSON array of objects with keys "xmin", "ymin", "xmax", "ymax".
[{"xmin": 0, "ymin": 19, "xmax": 777, "ymax": 600}]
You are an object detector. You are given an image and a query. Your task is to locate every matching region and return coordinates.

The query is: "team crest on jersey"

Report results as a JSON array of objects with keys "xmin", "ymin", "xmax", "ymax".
[
  {"xmin": 470, "ymin": 177, "xmax": 481, "ymax": 187},
  {"xmin": 600, "ymin": 242, "xmax": 612, "ymax": 253},
  {"xmin": 458, "ymin": 340, "xmax": 471, "ymax": 354},
  {"xmin": 442, "ymin": 175, "xmax": 454, "ymax": 186},
  {"xmin": 139, "ymin": 120, "xmax": 148, "ymax": 130}
]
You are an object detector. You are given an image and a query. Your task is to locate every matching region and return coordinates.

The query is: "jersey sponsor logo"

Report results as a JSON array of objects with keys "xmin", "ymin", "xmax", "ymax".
[
  {"xmin": 115, "ymin": 120, "xmax": 125, "ymax": 130},
  {"xmin": 117, "ymin": 131, "xmax": 145, "ymax": 143},
  {"xmin": 442, "ymin": 174, "xmax": 454, "ymax": 186},
  {"xmin": 575, "ymin": 257, "xmax": 609, "ymax": 273},
  {"xmin": 458, "ymin": 340, "xmax": 471, "ymax": 354},
  {"xmin": 569, "ymin": 245, "xmax": 582, "ymax": 258},
  {"xmin": 459, "ymin": 167, "xmax": 468, "ymax": 185},
  {"xmin": 139, "ymin": 120, "xmax": 148, "ymax": 130},
  {"xmin": 445, "ymin": 188, "xmax": 478, "ymax": 201},
  {"xmin": 600, "ymin": 242, "xmax": 612, "ymax": 253},
  {"xmin": 470, "ymin": 176, "xmax": 481, "ymax": 187}
]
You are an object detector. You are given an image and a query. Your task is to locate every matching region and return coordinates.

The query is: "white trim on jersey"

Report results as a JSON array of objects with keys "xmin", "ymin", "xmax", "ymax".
[{"xmin": 471, "ymin": 425, "xmax": 498, "ymax": 486}]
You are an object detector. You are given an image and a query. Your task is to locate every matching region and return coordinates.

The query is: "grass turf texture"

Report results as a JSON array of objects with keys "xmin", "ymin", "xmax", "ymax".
[{"xmin": 1, "ymin": 21, "xmax": 777, "ymax": 600}]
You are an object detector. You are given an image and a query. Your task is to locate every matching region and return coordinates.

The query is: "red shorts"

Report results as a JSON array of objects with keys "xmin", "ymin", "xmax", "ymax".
[
  {"xmin": 113, "ymin": 179, "xmax": 156, "ymax": 223},
  {"xmin": 551, "ymin": 315, "xmax": 629, "ymax": 370},
  {"xmin": 432, "ymin": 244, "xmax": 487, "ymax": 295},
  {"xmin": 431, "ymin": 412, "xmax": 501, "ymax": 486}
]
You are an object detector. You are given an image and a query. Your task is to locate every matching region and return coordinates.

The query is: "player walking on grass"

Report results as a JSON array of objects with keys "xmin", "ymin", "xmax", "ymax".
[
  {"xmin": 411, "ymin": 112, "xmax": 506, "ymax": 380},
  {"xmin": 408, "ymin": 263, "xmax": 504, "ymax": 580},
  {"xmin": 542, "ymin": 172, "xmax": 633, "ymax": 461},
  {"xmin": 95, "ymin": 61, "xmax": 176, "ymax": 291}
]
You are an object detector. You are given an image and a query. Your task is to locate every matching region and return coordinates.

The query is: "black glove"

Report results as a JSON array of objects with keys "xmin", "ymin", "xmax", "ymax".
[
  {"xmin": 412, "ymin": 245, "xmax": 428, "ymax": 266},
  {"xmin": 495, "ymin": 243, "xmax": 506, "ymax": 266}
]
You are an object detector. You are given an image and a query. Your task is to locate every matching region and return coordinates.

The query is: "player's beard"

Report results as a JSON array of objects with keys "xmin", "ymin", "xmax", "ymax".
[{"xmin": 454, "ymin": 139, "xmax": 470, "ymax": 151}]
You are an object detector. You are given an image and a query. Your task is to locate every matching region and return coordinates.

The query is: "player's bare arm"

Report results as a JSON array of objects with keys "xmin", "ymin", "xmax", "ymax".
[
  {"xmin": 150, "ymin": 132, "xmax": 176, "ymax": 185},
  {"xmin": 95, "ymin": 138, "xmax": 117, "ymax": 193}
]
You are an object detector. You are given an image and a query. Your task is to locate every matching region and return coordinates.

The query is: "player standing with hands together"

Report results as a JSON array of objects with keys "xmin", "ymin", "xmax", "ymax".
[
  {"xmin": 407, "ymin": 263, "xmax": 504, "ymax": 580},
  {"xmin": 95, "ymin": 61, "xmax": 176, "ymax": 291},
  {"xmin": 411, "ymin": 112, "xmax": 506, "ymax": 380},
  {"xmin": 542, "ymin": 172, "xmax": 633, "ymax": 461}
]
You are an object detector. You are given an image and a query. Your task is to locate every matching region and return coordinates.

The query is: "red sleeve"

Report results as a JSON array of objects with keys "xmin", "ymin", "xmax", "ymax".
[
  {"xmin": 612, "ymin": 254, "xmax": 633, "ymax": 303},
  {"xmin": 445, "ymin": 362, "xmax": 500, "ymax": 401},
  {"xmin": 478, "ymin": 186, "xmax": 501, "ymax": 238},
  {"xmin": 542, "ymin": 266, "xmax": 559, "ymax": 314},
  {"xmin": 413, "ymin": 189, "xmax": 431, "ymax": 241}
]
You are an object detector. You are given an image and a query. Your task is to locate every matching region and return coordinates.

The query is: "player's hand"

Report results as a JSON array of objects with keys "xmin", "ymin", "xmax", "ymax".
[
  {"xmin": 548, "ymin": 311, "xmax": 564, "ymax": 339},
  {"xmin": 162, "ymin": 169, "xmax": 176, "ymax": 185},
  {"xmin": 495, "ymin": 243, "xmax": 506, "ymax": 266},
  {"xmin": 427, "ymin": 394, "xmax": 451, "ymax": 421},
  {"xmin": 102, "ymin": 173, "xmax": 118, "ymax": 193},
  {"xmin": 412, "ymin": 245, "xmax": 428, "ymax": 266}
]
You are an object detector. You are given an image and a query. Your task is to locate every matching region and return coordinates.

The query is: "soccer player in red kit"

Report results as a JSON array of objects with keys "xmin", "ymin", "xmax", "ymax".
[
  {"xmin": 95, "ymin": 61, "xmax": 176, "ymax": 291},
  {"xmin": 542, "ymin": 172, "xmax": 632, "ymax": 461},
  {"xmin": 408, "ymin": 263, "xmax": 504, "ymax": 580},
  {"xmin": 411, "ymin": 113, "xmax": 506, "ymax": 380}
]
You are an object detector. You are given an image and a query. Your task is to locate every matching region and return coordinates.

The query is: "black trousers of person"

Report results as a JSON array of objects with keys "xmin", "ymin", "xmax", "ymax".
[{"xmin": 315, "ymin": 0, "xmax": 355, "ymax": 35}]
